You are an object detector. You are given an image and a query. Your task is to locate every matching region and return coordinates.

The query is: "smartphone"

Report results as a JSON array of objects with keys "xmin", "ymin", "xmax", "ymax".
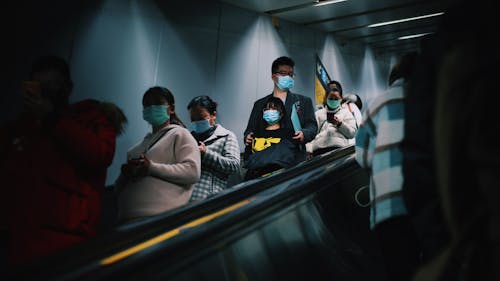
[
  {"xmin": 128, "ymin": 156, "xmax": 145, "ymax": 165},
  {"xmin": 326, "ymin": 110, "xmax": 335, "ymax": 123}
]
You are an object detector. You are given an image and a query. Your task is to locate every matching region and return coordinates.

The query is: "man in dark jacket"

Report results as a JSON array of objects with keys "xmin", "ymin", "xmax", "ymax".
[{"xmin": 244, "ymin": 56, "xmax": 317, "ymax": 164}]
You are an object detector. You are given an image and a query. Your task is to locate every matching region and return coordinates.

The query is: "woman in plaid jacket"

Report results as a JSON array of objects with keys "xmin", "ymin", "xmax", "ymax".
[{"xmin": 187, "ymin": 96, "xmax": 240, "ymax": 202}]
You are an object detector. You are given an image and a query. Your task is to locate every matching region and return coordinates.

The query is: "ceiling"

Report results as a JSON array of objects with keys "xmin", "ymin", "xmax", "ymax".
[{"xmin": 217, "ymin": 0, "xmax": 455, "ymax": 56}]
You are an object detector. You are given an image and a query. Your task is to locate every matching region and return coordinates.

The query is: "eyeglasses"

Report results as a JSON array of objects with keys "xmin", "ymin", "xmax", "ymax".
[{"xmin": 274, "ymin": 71, "xmax": 295, "ymax": 77}]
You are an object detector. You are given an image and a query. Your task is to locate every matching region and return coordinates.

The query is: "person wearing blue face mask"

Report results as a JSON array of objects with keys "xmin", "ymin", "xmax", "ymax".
[
  {"xmin": 243, "ymin": 97, "xmax": 297, "ymax": 180},
  {"xmin": 244, "ymin": 56, "xmax": 317, "ymax": 164},
  {"xmin": 305, "ymin": 80, "xmax": 357, "ymax": 158},
  {"xmin": 186, "ymin": 95, "xmax": 240, "ymax": 202},
  {"xmin": 114, "ymin": 87, "xmax": 200, "ymax": 224}
]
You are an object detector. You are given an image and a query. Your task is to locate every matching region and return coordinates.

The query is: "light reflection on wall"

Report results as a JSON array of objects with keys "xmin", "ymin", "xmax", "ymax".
[
  {"xmin": 318, "ymin": 35, "xmax": 352, "ymax": 91},
  {"xmin": 130, "ymin": 0, "xmax": 161, "ymax": 85},
  {"xmin": 318, "ymin": 35, "xmax": 387, "ymax": 109},
  {"xmin": 359, "ymin": 48, "xmax": 385, "ymax": 103},
  {"xmin": 255, "ymin": 16, "xmax": 289, "ymax": 98},
  {"xmin": 389, "ymin": 54, "xmax": 399, "ymax": 72},
  {"xmin": 70, "ymin": 0, "xmax": 178, "ymax": 185},
  {"xmin": 215, "ymin": 14, "xmax": 287, "ymax": 149}
]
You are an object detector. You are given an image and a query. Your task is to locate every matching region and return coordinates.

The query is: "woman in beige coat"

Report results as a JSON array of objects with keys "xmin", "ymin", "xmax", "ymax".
[{"xmin": 115, "ymin": 87, "xmax": 200, "ymax": 223}]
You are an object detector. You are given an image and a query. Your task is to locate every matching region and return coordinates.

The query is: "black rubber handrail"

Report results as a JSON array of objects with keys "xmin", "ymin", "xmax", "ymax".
[
  {"xmin": 93, "ymin": 153, "xmax": 361, "ymax": 281},
  {"xmin": 10, "ymin": 146, "xmax": 358, "ymax": 280}
]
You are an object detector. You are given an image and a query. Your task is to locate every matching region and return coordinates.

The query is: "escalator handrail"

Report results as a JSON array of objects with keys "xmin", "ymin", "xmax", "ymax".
[{"xmin": 11, "ymin": 146, "xmax": 359, "ymax": 280}]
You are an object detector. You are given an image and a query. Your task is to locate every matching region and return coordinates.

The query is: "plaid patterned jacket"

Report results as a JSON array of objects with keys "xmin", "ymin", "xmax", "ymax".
[
  {"xmin": 355, "ymin": 79, "xmax": 408, "ymax": 229},
  {"xmin": 190, "ymin": 125, "xmax": 240, "ymax": 201}
]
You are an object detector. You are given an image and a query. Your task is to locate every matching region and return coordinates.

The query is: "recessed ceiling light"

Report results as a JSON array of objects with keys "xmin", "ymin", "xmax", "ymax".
[
  {"xmin": 398, "ymin": 32, "xmax": 433, "ymax": 40},
  {"xmin": 314, "ymin": 0, "xmax": 348, "ymax": 7},
  {"xmin": 368, "ymin": 12, "xmax": 444, "ymax": 28}
]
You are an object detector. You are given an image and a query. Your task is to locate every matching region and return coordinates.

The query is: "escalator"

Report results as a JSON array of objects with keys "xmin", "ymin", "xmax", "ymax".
[{"xmin": 10, "ymin": 145, "xmax": 386, "ymax": 281}]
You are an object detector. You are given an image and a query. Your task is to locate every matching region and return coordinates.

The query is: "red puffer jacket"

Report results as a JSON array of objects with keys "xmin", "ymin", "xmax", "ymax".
[{"xmin": 5, "ymin": 99, "xmax": 118, "ymax": 266}]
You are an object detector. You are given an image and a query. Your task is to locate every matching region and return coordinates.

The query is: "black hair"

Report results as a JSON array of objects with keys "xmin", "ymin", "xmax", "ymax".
[
  {"xmin": 142, "ymin": 86, "xmax": 186, "ymax": 128},
  {"xmin": 187, "ymin": 95, "xmax": 218, "ymax": 115},
  {"xmin": 30, "ymin": 55, "xmax": 73, "ymax": 90},
  {"xmin": 263, "ymin": 96, "xmax": 286, "ymax": 113},
  {"xmin": 343, "ymin": 94, "xmax": 363, "ymax": 110},
  {"xmin": 271, "ymin": 56, "xmax": 295, "ymax": 74},
  {"xmin": 327, "ymin": 80, "xmax": 343, "ymax": 96},
  {"xmin": 262, "ymin": 96, "xmax": 286, "ymax": 127},
  {"xmin": 323, "ymin": 81, "xmax": 344, "ymax": 106},
  {"xmin": 354, "ymin": 94, "xmax": 363, "ymax": 110}
]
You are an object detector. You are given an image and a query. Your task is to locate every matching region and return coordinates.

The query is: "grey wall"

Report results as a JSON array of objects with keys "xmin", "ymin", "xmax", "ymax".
[{"xmin": 6, "ymin": 0, "xmax": 392, "ymax": 185}]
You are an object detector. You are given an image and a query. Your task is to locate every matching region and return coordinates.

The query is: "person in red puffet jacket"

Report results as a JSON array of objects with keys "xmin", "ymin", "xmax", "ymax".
[{"xmin": 0, "ymin": 55, "xmax": 127, "ymax": 268}]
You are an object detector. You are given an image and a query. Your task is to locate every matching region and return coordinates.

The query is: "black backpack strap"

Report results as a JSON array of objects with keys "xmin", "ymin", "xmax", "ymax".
[
  {"xmin": 146, "ymin": 127, "xmax": 173, "ymax": 152},
  {"xmin": 203, "ymin": 134, "xmax": 227, "ymax": 146},
  {"xmin": 318, "ymin": 119, "xmax": 328, "ymax": 133}
]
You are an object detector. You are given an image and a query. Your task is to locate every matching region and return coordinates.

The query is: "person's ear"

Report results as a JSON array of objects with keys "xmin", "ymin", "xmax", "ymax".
[
  {"xmin": 168, "ymin": 104, "xmax": 176, "ymax": 115},
  {"xmin": 272, "ymin": 73, "xmax": 277, "ymax": 82},
  {"xmin": 210, "ymin": 111, "xmax": 217, "ymax": 125}
]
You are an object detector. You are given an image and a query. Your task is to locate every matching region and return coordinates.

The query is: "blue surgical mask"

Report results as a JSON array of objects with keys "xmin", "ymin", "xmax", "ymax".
[
  {"xmin": 143, "ymin": 105, "xmax": 169, "ymax": 126},
  {"xmin": 276, "ymin": 75, "xmax": 294, "ymax": 91},
  {"xmin": 263, "ymin": 110, "xmax": 280, "ymax": 125},
  {"xmin": 327, "ymin": 99, "xmax": 341, "ymax": 109},
  {"xmin": 190, "ymin": 119, "xmax": 212, "ymax": 134}
]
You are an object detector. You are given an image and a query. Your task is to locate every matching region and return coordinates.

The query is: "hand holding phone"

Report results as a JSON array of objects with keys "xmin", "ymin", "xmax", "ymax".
[
  {"xmin": 126, "ymin": 153, "xmax": 150, "ymax": 178},
  {"xmin": 128, "ymin": 155, "xmax": 145, "ymax": 166},
  {"xmin": 326, "ymin": 111, "xmax": 342, "ymax": 127},
  {"xmin": 326, "ymin": 110, "xmax": 335, "ymax": 123},
  {"xmin": 21, "ymin": 80, "xmax": 41, "ymax": 98}
]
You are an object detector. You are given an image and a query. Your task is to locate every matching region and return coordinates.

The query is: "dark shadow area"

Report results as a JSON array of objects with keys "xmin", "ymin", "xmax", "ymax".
[{"xmin": 6, "ymin": 0, "xmax": 103, "ymax": 123}]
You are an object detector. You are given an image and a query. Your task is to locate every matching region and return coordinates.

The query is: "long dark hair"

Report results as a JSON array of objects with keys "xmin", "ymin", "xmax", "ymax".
[{"xmin": 142, "ymin": 86, "xmax": 186, "ymax": 128}]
